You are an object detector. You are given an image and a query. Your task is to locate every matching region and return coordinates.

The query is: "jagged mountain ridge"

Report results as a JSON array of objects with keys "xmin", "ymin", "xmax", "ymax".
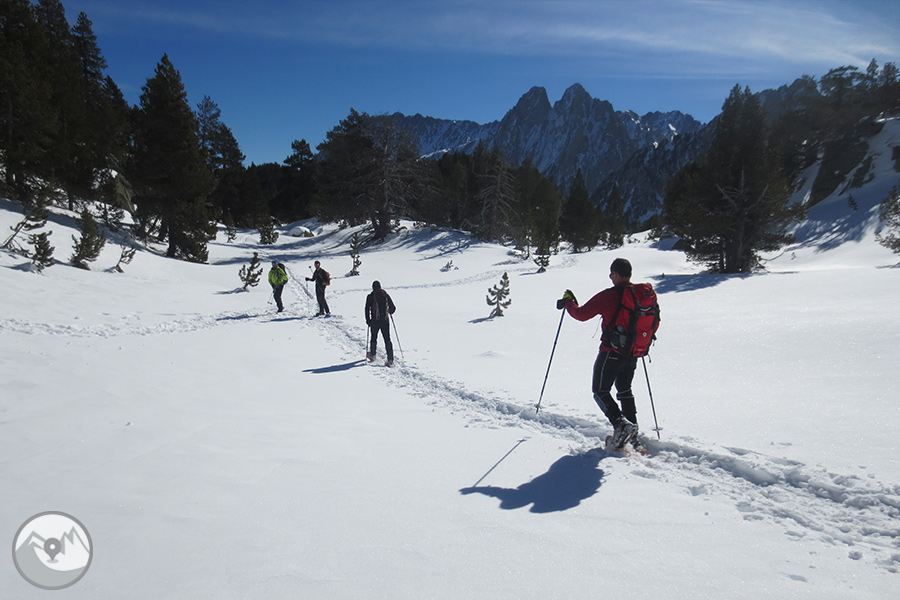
[
  {"xmin": 390, "ymin": 83, "xmax": 705, "ymax": 198},
  {"xmin": 390, "ymin": 80, "xmax": 898, "ymax": 229}
]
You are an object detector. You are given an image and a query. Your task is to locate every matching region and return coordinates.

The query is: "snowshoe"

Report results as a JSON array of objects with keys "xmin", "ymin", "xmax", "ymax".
[
  {"xmin": 609, "ymin": 417, "xmax": 638, "ymax": 450},
  {"xmin": 628, "ymin": 434, "xmax": 648, "ymax": 455}
]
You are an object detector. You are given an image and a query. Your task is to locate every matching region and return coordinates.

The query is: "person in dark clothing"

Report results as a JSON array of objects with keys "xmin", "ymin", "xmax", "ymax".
[
  {"xmin": 365, "ymin": 280, "xmax": 396, "ymax": 366},
  {"xmin": 268, "ymin": 261, "xmax": 288, "ymax": 312},
  {"xmin": 305, "ymin": 260, "xmax": 330, "ymax": 316},
  {"xmin": 559, "ymin": 257, "xmax": 644, "ymax": 452}
]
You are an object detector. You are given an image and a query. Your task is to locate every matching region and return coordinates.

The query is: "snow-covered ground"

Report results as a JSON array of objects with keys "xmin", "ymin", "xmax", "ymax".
[{"xmin": 2, "ymin": 121, "xmax": 900, "ymax": 599}]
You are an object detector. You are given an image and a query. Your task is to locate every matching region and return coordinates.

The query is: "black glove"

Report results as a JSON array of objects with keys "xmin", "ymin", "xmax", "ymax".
[{"xmin": 556, "ymin": 289, "xmax": 576, "ymax": 310}]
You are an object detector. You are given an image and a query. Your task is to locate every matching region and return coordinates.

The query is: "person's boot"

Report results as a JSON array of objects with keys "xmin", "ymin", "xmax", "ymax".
[{"xmin": 610, "ymin": 416, "xmax": 638, "ymax": 450}]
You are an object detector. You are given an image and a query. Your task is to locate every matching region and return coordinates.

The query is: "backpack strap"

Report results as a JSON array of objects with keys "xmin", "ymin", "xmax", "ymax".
[{"xmin": 600, "ymin": 285, "xmax": 628, "ymax": 348}]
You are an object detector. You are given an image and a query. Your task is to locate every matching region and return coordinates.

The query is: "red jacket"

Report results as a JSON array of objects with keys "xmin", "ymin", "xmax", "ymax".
[{"xmin": 565, "ymin": 283, "xmax": 628, "ymax": 351}]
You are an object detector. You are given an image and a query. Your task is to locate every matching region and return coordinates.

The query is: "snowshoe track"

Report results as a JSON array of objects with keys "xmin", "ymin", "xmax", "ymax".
[
  {"xmin": 312, "ymin": 306, "xmax": 900, "ymax": 572},
  {"xmin": 5, "ymin": 258, "xmax": 898, "ymax": 572}
]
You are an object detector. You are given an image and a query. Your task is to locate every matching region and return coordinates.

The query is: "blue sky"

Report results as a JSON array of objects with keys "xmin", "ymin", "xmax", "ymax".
[{"xmin": 59, "ymin": 0, "xmax": 900, "ymax": 166}]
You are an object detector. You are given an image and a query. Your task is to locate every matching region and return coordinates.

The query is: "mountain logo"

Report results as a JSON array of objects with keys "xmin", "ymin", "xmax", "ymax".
[{"xmin": 12, "ymin": 512, "xmax": 93, "ymax": 590}]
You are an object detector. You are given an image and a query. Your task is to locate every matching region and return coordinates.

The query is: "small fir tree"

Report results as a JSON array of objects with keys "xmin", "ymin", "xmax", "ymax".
[
  {"xmin": 29, "ymin": 231, "xmax": 55, "ymax": 272},
  {"xmin": 239, "ymin": 252, "xmax": 263, "ymax": 290},
  {"xmin": 223, "ymin": 212, "xmax": 237, "ymax": 243},
  {"xmin": 114, "ymin": 239, "xmax": 137, "ymax": 273},
  {"xmin": 533, "ymin": 234, "xmax": 552, "ymax": 273},
  {"xmin": 71, "ymin": 208, "xmax": 107, "ymax": 269},
  {"xmin": 486, "ymin": 272, "xmax": 512, "ymax": 317},
  {"xmin": 2, "ymin": 194, "xmax": 51, "ymax": 254},
  {"xmin": 258, "ymin": 219, "xmax": 278, "ymax": 245},
  {"xmin": 348, "ymin": 232, "xmax": 362, "ymax": 276}
]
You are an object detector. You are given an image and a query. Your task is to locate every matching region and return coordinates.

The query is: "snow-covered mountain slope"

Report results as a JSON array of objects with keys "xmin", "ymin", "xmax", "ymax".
[
  {"xmin": 1, "ymin": 177, "xmax": 899, "ymax": 598},
  {"xmin": 393, "ymin": 83, "xmax": 703, "ymax": 194}
]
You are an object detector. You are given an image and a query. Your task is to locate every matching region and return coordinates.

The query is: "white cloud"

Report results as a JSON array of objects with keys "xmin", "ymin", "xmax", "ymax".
[{"xmin": 87, "ymin": 0, "xmax": 900, "ymax": 74}]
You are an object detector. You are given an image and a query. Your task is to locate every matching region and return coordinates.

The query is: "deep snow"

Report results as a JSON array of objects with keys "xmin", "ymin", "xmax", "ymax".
[{"xmin": 2, "ymin": 119, "xmax": 900, "ymax": 599}]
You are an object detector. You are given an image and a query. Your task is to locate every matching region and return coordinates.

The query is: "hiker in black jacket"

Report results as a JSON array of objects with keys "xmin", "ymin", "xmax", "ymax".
[
  {"xmin": 365, "ymin": 280, "xmax": 396, "ymax": 366},
  {"xmin": 305, "ymin": 260, "xmax": 330, "ymax": 316}
]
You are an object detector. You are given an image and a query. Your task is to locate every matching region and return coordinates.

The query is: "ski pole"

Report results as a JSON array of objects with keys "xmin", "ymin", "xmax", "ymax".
[
  {"xmin": 307, "ymin": 265, "xmax": 314, "ymax": 313},
  {"xmin": 390, "ymin": 314, "xmax": 404, "ymax": 359},
  {"xmin": 535, "ymin": 309, "xmax": 566, "ymax": 414},
  {"xmin": 641, "ymin": 356, "xmax": 661, "ymax": 439}
]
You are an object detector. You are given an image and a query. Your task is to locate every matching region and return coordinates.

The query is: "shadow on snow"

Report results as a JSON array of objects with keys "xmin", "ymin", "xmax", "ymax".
[
  {"xmin": 302, "ymin": 360, "xmax": 367, "ymax": 374},
  {"xmin": 460, "ymin": 449, "xmax": 607, "ymax": 513}
]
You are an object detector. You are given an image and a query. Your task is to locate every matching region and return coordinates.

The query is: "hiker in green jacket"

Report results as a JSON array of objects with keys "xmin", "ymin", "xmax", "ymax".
[{"xmin": 269, "ymin": 261, "xmax": 288, "ymax": 312}]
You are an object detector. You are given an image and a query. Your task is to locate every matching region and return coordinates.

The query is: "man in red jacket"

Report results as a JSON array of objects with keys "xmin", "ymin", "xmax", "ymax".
[{"xmin": 559, "ymin": 258, "xmax": 643, "ymax": 451}]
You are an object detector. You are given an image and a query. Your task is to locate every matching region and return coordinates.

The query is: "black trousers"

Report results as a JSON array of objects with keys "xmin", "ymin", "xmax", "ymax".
[
  {"xmin": 272, "ymin": 284, "xmax": 285, "ymax": 311},
  {"xmin": 591, "ymin": 351, "xmax": 638, "ymax": 425},
  {"xmin": 369, "ymin": 321, "xmax": 393, "ymax": 361},
  {"xmin": 315, "ymin": 284, "xmax": 329, "ymax": 315}
]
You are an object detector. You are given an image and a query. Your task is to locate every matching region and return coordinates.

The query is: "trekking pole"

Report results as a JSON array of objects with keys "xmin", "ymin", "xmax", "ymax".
[
  {"xmin": 307, "ymin": 265, "xmax": 314, "ymax": 313},
  {"xmin": 641, "ymin": 356, "xmax": 662, "ymax": 439},
  {"xmin": 390, "ymin": 314, "xmax": 404, "ymax": 359},
  {"xmin": 535, "ymin": 309, "xmax": 566, "ymax": 415}
]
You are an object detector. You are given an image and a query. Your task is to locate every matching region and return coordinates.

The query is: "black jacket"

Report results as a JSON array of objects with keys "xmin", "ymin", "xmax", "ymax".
[{"xmin": 365, "ymin": 289, "xmax": 396, "ymax": 324}]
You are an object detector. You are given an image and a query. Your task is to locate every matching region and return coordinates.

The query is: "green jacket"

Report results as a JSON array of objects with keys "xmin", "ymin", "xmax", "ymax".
[{"xmin": 268, "ymin": 265, "xmax": 287, "ymax": 287}]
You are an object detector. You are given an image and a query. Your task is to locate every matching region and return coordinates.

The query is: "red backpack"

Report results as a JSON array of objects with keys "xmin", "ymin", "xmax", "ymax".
[{"xmin": 602, "ymin": 283, "xmax": 660, "ymax": 357}]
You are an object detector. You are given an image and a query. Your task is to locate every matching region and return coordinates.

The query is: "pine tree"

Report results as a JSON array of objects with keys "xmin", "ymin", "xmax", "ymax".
[
  {"xmin": 515, "ymin": 159, "xmax": 561, "ymax": 259},
  {"xmin": 602, "ymin": 185, "xmax": 626, "ymax": 249},
  {"xmin": 316, "ymin": 111, "xmax": 432, "ymax": 240},
  {"xmin": 35, "ymin": 0, "xmax": 91, "ymax": 207},
  {"xmin": 348, "ymin": 232, "xmax": 362, "ymax": 276},
  {"xmin": 239, "ymin": 252, "xmax": 263, "ymax": 290},
  {"xmin": 315, "ymin": 109, "xmax": 376, "ymax": 227},
  {"xmin": 475, "ymin": 150, "xmax": 517, "ymax": 242},
  {"xmin": 2, "ymin": 193, "xmax": 51, "ymax": 253},
  {"xmin": 28, "ymin": 231, "xmax": 55, "ymax": 272},
  {"xmin": 223, "ymin": 212, "xmax": 237, "ymax": 243},
  {"xmin": 196, "ymin": 95, "xmax": 245, "ymax": 176},
  {"xmin": 0, "ymin": 0, "xmax": 58, "ymax": 199},
  {"xmin": 559, "ymin": 169, "xmax": 597, "ymax": 252},
  {"xmin": 258, "ymin": 218, "xmax": 278, "ymax": 245},
  {"xmin": 486, "ymin": 272, "xmax": 512, "ymax": 317},
  {"xmin": 664, "ymin": 85, "xmax": 804, "ymax": 273},
  {"xmin": 271, "ymin": 139, "xmax": 317, "ymax": 222},
  {"xmin": 71, "ymin": 11, "xmax": 130, "ymax": 203},
  {"xmin": 70, "ymin": 208, "xmax": 106, "ymax": 269},
  {"xmin": 114, "ymin": 239, "xmax": 137, "ymax": 273},
  {"xmin": 877, "ymin": 185, "xmax": 900, "ymax": 254},
  {"xmin": 131, "ymin": 54, "xmax": 216, "ymax": 262}
]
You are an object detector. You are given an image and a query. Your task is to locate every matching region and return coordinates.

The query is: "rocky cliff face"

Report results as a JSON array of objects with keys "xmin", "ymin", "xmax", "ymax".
[{"xmin": 390, "ymin": 83, "xmax": 705, "ymax": 212}]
